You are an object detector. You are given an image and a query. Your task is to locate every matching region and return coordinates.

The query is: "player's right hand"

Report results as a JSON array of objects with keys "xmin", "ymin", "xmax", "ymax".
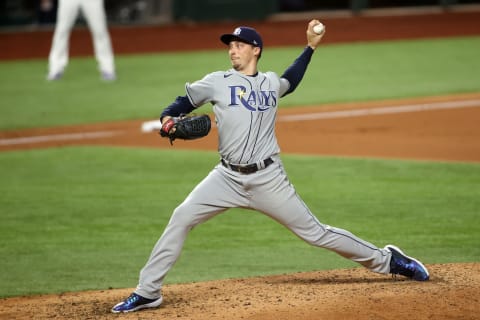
[{"xmin": 307, "ymin": 19, "xmax": 325, "ymax": 50}]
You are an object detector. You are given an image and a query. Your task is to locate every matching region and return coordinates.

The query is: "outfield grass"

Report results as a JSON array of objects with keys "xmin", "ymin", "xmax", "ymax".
[
  {"xmin": 0, "ymin": 147, "xmax": 479, "ymax": 297},
  {"xmin": 0, "ymin": 36, "xmax": 479, "ymax": 129}
]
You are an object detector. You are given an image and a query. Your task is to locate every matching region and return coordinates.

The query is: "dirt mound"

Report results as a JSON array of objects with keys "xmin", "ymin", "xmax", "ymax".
[{"xmin": 0, "ymin": 263, "xmax": 478, "ymax": 320}]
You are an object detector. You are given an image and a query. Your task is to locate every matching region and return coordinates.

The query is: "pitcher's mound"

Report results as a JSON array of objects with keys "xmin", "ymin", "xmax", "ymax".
[{"xmin": 0, "ymin": 263, "xmax": 478, "ymax": 319}]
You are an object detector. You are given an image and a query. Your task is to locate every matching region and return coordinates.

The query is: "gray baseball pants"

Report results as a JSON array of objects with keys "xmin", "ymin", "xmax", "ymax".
[{"xmin": 135, "ymin": 155, "xmax": 391, "ymax": 299}]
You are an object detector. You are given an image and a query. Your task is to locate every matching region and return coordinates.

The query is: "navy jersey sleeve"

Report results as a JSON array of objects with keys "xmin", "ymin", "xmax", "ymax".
[
  {"xmin": 280, "ymin": 46, "xmax": 314, "ymax": 97},
  {"xmin": 160, "ymin": 96, "xmax": 196, "ymax": 120},
  {"xmin": 160, "ymin": 72, "xmax": 219, "ymax": 121}
]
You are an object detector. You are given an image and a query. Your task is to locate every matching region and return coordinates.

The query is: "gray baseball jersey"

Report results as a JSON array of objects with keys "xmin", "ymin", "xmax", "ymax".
[
  {"xmin": 185, "ymin": 69, "xmax": 288, "ymax": 164},
  {"xmin": 133, "ymin": 66, "xmax": 393, "ymax": 300}
]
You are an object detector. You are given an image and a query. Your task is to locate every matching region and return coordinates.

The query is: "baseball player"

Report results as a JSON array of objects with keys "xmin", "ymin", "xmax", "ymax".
[
  {"xmin": 112, "ymin": 20, "xmax": 429, "ymax": 313},
  {"xmin": 46, "ymin": 0, "xmax": 116, "ymax": 81}
]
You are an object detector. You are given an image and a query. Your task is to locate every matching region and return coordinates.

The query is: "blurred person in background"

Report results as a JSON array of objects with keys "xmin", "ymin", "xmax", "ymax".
[{"xmin": 46, "ymin": 0, "xmax": 116, "ymax": 81}]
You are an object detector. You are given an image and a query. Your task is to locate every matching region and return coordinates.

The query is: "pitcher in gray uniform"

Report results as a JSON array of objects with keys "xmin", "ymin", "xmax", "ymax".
[{"xmin": 112, "ymin": 20, "xmax": 430, "ymax": 313}]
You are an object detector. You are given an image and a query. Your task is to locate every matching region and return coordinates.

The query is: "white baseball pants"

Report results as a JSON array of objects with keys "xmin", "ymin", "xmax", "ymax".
[{"xmin": 48, "ymin": 0, "xmax": 115, "ymax": 76}]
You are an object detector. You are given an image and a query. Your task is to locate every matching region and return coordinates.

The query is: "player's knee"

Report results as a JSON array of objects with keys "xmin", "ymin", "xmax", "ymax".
[
  {"xmin": 169, "ymin": 205, "xmax": 199, "ymax": 229},
  {"xmin": 169, "ymin": 203, "xmax": 214, "ymax": 230}
]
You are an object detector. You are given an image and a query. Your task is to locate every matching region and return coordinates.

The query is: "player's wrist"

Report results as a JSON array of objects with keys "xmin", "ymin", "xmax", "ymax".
[{"xmin": 161, "ymin": 116, "xmax": 172, "ymax": 125}]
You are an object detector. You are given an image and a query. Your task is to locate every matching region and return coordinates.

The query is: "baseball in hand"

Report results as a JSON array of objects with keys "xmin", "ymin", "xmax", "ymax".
[{"xmin": 313, "ymin": 23, "xmax": 325, "ymax": 35}]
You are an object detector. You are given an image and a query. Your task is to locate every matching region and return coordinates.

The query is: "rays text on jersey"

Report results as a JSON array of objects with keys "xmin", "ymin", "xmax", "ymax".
[{"xmin": 228, "ymin": 85, "xmax": 277, "ymax": 112}]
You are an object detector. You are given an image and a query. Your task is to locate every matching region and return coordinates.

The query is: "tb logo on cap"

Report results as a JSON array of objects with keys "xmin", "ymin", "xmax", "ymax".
[{"xmin": 233, "ymin": 27, "xmax": 242, "ymax": 35}]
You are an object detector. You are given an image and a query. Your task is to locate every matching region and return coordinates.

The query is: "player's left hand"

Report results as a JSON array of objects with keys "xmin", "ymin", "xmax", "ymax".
[{"xmin": 160, "ymin": 114, "xmax": 212, "ymax": 145}]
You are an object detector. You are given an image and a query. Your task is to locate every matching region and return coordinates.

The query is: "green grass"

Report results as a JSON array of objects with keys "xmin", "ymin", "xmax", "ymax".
[
  {"xmin": 0, "ymin": 36, "xmax": 479, "ymax": 129},
  {"xmin": 281, "ymin": 36, "xmax": 480, "ymax": 105},
  {"xmin": 0, "ymin": 147, "xmax": 479, "ymax": 297}
]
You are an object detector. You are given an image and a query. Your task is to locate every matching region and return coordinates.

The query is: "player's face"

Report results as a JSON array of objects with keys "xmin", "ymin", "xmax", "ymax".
[{"xmin": 228, "ymin": 41, "xmax": 260, "ymax": 74}]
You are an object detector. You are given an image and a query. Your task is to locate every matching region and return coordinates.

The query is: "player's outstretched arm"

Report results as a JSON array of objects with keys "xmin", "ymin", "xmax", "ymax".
[{"xmin": 280, "ymin": 20, "xmax": 326, "ymax": 97}]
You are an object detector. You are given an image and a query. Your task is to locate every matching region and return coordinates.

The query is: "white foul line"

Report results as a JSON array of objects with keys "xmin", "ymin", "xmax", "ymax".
[
  {"xmin": 278, "ymin": 99, "xmax": 480, "ymax": 122},
  {"xmin": 0, "ymin": 131, "xmax": 121, "ymax": 146}
]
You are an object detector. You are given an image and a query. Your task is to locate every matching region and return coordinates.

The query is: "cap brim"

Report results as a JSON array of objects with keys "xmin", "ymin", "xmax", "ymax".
[{"xmin": 221, "ymin": 34, "xmax": 239, "ymax": 45}]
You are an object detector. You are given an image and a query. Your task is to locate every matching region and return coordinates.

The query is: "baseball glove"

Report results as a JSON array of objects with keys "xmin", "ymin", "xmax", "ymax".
[{"xmin": 160, "ymin": 114, "xmax": 211, "ymax": 145}]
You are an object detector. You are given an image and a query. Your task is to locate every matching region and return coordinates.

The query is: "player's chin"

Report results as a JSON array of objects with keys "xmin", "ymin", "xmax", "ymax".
[
  {"xmin": 230, "ymin": 60, "xmax": 240, "ymax": 68},
  {"xmin": 231, "ymin": 62, "xmax": 242, "ymax": 71}
]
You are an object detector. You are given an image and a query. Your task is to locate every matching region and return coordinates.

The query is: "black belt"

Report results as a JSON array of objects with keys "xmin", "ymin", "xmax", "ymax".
[{"xmin": 221, "ymin": 157, "xmax": 274, "ymax": 174}]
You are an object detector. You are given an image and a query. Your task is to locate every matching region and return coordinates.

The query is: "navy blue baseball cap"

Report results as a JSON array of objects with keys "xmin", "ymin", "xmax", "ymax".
[{"xmin": 220, "ymin": 26, "xmax": 263, "ymax": 50}]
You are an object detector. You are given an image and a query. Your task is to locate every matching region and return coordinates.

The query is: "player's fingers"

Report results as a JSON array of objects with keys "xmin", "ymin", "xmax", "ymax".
[{"xmin": 308, "ymin": 20, "xmax": 321, "ymax": 32}]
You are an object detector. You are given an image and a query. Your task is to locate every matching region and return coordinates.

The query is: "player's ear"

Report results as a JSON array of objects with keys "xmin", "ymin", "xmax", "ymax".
[{"xmin": 253, "ymin": 46, "xmax": 261, "ymax": 60}]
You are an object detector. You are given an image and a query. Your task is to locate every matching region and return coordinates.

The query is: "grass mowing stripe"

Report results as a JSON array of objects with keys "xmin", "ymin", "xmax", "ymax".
[
  {"xmin": 0, "ymin": 146, "xmax": 479, "ymax": 297},
  {"xmin": 1, "ymin": 37, "xmax": 479, "ymax": 130}
]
